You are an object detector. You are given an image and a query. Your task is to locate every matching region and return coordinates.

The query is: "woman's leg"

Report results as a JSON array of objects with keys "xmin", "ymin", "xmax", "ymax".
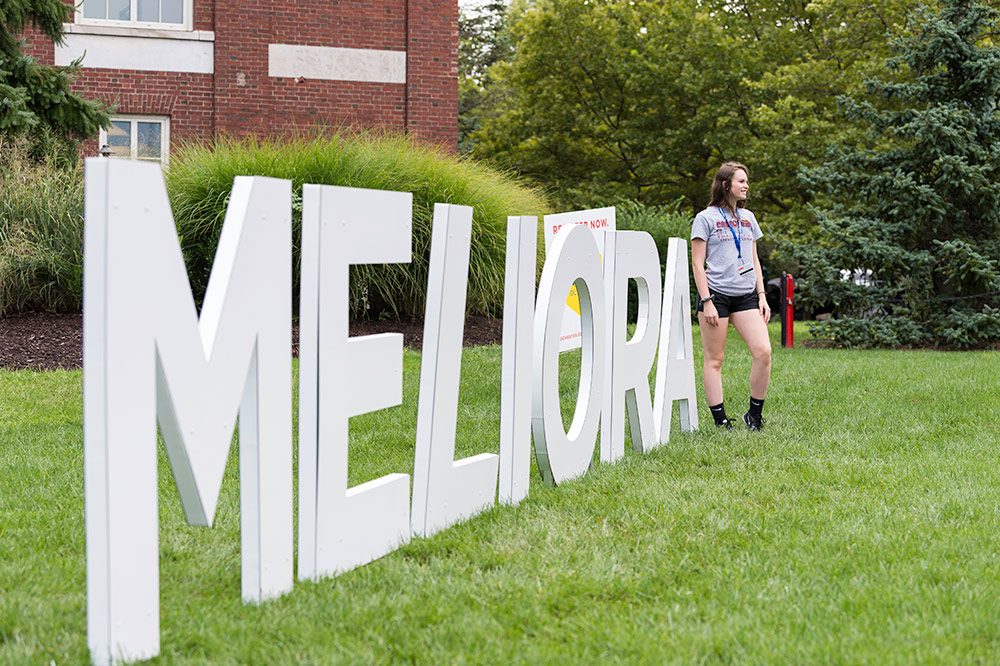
[
  {"xmin": 698, "ymin": 313, "xmax": 730, "ymax": 405},
  {"xmin": 730, "ymin": 309, "xmax": 772, "ymax": 399}
]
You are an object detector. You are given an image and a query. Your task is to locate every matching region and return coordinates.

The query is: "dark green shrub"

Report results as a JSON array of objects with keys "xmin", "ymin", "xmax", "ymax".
[
  {"xmin": 808, "ymin": 316, "xmax": 928, "ymax": 349},
  {"xmin": 614, "ymin": 199, "xmax": 689, "ymax": 266},
  {"xmin": 167, "ymin": 133, "xmax": 551, "ymax": 318},
  {"xmin": 616, "ymin": 199, "xmax": 695, "ymax": 321}
]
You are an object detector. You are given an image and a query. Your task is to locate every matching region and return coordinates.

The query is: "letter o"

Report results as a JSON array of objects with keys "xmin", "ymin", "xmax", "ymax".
[{"xmin": 531, "ymin": 224, "xmax": 607, "ymax": 485}]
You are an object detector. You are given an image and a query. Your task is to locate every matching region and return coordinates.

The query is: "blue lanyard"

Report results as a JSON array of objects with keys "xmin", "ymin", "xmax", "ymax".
[{"xmin": 718, "ymin": 207, "xmax": 744, "ymax": 259}]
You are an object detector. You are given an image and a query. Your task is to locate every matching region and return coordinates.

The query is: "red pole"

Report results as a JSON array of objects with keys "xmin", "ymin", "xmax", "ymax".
[{"xmin": 782, "ymin": 273, "xmax": 795, "ymax": 348}]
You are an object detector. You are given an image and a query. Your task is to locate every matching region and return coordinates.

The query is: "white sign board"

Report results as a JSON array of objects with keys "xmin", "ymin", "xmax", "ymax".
[{"xmin": 542, "ymin": 207, "xmax": 615, "ymax": 351}]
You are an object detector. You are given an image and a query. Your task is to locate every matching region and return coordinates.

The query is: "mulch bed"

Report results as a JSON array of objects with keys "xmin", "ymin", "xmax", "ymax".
[{"xmin": 0, "ymin": 312, "xmax": 504, "ymax": 372}]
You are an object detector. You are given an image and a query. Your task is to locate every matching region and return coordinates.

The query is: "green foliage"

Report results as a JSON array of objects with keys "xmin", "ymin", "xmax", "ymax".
[
  {"xmin": 473, "ymin": 0, "xmax": 727, "ymax": 209},
  {"xmin": 469, "ymin": 0, "xmax": 914, "ymax": 216},
  {"xmin": 166, "ymin": 132, "xmax": 551, "ymax": 318},
  {"xmin": 807, "ymin": 315, "xmax": 929, "ymax": 349},
  {"xmin": 0, "ymin": 0, "xmax": 110, "ymax": 151},
  {"xmin": 0, "ymin": 134, "xmax": 84, "ymax": 315},
  {"xmin": 458, "ymin": 0, "xmax": 512, "ymax": 154},
  {"xmin": 791, "ymin": 0, "xmax": 1000, "ymax": 348},
  {"xmin": 614, "ymin": 198, "xmax": 689, "ymax": 265},
  {"xmin": 5, "ymin": 330, "xmax": 1000, "ymax": 663},
  {"xmin": 615, "ymin": 198, "xmax": 695, "ymax": 320}
]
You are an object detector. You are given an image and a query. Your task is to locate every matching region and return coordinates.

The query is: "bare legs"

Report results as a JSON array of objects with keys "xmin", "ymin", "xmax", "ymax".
[
  {"xmin": 697, "ymin": 312, "xmax": 729, "ymax": 405},
  {"xmin": 698, "ymin": 309, "xmax": 772, "ymax": 404},
  {"xmin": 731, "ymin": 309, "xmax": 771, "ymax": 399}
]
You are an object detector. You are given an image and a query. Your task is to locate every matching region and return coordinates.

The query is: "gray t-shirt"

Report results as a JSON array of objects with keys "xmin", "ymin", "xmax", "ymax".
[{"xmin": 691, "ymin": 206, "xmax": 763, "ymax": 296}]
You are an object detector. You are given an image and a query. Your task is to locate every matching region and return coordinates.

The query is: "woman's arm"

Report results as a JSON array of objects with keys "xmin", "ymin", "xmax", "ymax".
[
  {"xmin": 691, "ymin": 238, "xmax": 719, "ymax": 326},
  {"xmin": 751, "ymin": 240, "xmax": 770, "ymax": 323}
]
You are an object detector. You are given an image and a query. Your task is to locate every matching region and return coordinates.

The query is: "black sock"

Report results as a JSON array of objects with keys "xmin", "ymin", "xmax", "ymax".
[
  {"xmin": 749, "ymin": 397, "xmax": 764, "ymax": 418},
  {"xmin": 709, "ymin": 402, "xmax": 728, "ymax": 425}
]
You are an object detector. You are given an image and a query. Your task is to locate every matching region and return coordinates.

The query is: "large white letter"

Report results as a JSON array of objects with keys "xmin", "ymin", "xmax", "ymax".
[
  {"xmin": 84, "ymin": 160, "xmax": 293, "ymax": 666},
  {"xmin": 532, "ymin": 224, "xmax": 607, "ymax": 485},
  {"xmin": 298, "ymin": 185, "xmax": 413, "ymax": 579},
  {"xmin": 411, "ymin": 204, "xmax": 500, "ymax": 537},
  {"xmin": 602, "ymin": 231, "xmax": 663, "ymax": 461},
  {"xmin": 653, "ymin": 237, "xmax": 699, "ymax": 440},
  {"xmin": 498, "ymin": 216, "xmax": 536, "ymax": 505}
]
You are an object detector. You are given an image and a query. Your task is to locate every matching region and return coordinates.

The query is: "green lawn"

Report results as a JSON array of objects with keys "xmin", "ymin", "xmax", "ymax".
[{"xmin": 2, "ymin": 322, "xmax": 999, "ymax": 664}]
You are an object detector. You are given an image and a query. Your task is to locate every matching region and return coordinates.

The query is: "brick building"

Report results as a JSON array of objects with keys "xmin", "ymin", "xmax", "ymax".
[{"xmin": 22, "ymin": 0, "xmax": 458, "ymax": 164}]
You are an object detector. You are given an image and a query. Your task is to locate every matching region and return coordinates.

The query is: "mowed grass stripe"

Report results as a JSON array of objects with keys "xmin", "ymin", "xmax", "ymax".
[{"xmin": 1, "ymin": 323, "xmax": 999, "ymax": 664}]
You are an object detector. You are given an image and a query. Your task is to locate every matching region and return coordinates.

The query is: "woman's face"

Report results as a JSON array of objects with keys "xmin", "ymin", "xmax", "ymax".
[{"xmin": 728, "ymin": 169, "xmax": 749, "ymax": 201}]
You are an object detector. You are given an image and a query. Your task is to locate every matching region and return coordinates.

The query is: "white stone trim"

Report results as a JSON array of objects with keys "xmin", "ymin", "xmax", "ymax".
[
  {"xmin": 268, "ymin": 44, "xmax": 406, "ymax": 84},
  {"xmin": 64, "ymin": 23, "xmax": 214, "ymax": 41},
  {"xmin": 55, "ymin": 33, "xmax": 214, "ymax": 74}
]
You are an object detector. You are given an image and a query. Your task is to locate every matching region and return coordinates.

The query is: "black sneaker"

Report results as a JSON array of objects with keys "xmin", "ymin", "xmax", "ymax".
[
  {"xmin": 716, "ymin": 418, "xmax": 734, "ymax": 430},
  {"xmin": 743, "ymin": 411, "xmax": 764, "ymax": 431}
]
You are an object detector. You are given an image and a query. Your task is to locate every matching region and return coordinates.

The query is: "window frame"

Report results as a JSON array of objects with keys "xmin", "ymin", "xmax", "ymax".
[
  {"xmin": 76, "ymin": 0, "xmax": 193, "ymax": 31},
  {"xmin": 99, "ymin": 115, "xmax": 171, "ymax": 167}
]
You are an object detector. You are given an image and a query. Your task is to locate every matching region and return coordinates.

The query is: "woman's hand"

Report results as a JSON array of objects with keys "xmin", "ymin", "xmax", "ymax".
[
  {"xmin": 758, "ymin": 293, "xmax": 771, "ymax": 323},
  {"xmin": 703, "ymin": 300, "xmax": 720, "ymax": 327}
]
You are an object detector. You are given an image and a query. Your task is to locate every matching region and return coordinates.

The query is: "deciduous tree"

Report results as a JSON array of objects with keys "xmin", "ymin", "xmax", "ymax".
[
  {"xmin": 459, "ymin": 0, "xmax": 512, "ymax": 153},
  {"xmin": 468, "ymin": 0, "xmax": 914, "ymax": 240}
]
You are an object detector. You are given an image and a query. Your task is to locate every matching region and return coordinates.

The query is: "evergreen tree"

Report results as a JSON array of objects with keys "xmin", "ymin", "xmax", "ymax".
[
  {"xmin": 0, "ymin": 0, "xmax": 109, "ymax": 160},
  {"xmin": 793, "ymin": 0, "xmax": 1000, "ymax": 348}
]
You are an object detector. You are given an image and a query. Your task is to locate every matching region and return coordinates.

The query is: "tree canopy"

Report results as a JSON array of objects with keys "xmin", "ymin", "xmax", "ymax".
[
  {"xmin": 459, "ymin": 0, "xmax": 511, "ymax": 154},
  {"xmin": 465, "ymin": 0, "xmax": 917, "ymax": 243},
  {"xmin": 0, "ymin": 0, "xmax": 109, "ymax": 155}
]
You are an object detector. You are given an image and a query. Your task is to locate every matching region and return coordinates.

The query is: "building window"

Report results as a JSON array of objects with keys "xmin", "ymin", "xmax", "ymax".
[
  {"xmin": 79, "ymin": 0, "xmax": 190, "ymax": 29},
  {"xmin": 100, "ymin": 116, "xmax": 170, "ymax": 166}
]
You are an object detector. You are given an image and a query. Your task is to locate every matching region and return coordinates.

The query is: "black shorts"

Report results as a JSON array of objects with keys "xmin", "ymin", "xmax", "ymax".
[{"xmin": 697, "ymin": 291, "xmax": 758, "ymax": 318}]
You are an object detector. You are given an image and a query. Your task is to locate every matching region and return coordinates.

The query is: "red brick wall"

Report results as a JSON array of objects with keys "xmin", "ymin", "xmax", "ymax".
[
  {"xmin": 18, "ymin": 0, "xmax": 458, "ymax": 154},
  {"xmin": 20, "ymin": 23, "xmax": 56, "ymax": 65},
  {"xmin": 211, "ymin": 0, "xmax": 275, "ymax": 137},
  {"xmin": 72, "ymin": 71, "xmax": 215, "ymax": 155},
  {"xmin": 258, "ymin": 0, "xmax": 410, "ymax": 138},
  {"xmin": 272, "ymin": 1, "xmax": 406, "ymax": 50},
  {"xmin": 406, "ymin": 0, "xmax": 458, "ymax": 150},
  {"xmin": 193, "ymin": 0, "xmax": 213, "ymax": 32},
  {"xmin": 212, "ymin": 0, "xmax": 413, "ymax": 140}
]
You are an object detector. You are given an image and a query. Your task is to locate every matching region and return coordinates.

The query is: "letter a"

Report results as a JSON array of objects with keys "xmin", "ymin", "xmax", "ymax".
[{"xmin": 653, "ymin": 238, "xmax": 699, "ymax": 440}]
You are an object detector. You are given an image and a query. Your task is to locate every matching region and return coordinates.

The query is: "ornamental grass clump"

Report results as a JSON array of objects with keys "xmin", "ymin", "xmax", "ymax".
[
  {"xmin": 0, "ymin": 135, "xmax": 85, "ymax": 316},
  {"xmin": 166, "ymin": 132, "xmax": 551, "ymax": 318}
]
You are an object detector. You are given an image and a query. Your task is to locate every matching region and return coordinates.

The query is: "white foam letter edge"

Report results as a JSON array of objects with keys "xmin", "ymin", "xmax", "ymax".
[
  {"xmin": 653, "ymin": 237, "xmax": 699, "ymax": 440},
  {"xmin": 498, "ymin": 216, "xmax": 536, "ymax": 505},
  {"xmin": 84, "ymin": 159, "xmax": 293, "ymax": 666},
  {"xmin": 602, "ymin": 230, "xmax": 663, "ymax": 460},
  {"xmin": 411, "ymin": 204, "xmax": 500, "ymax": 537},
  {"xmin": 532, "ymin": 223, "xmax": 607, "ymax": 485},
  {"xmin": 298, "ymin": 185, "xmax": 413, "ymax": 579}
]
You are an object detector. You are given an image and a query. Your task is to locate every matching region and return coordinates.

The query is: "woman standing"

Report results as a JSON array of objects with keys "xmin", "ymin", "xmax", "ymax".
[{"xmin": 690, "ymin": 162, "xmax": 771, "ymax": 430}]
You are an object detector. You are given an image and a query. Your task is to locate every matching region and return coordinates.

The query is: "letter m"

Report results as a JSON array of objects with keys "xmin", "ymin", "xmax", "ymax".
[{"xmin": 82, "ymin": 160, "xmax": 293, "ymax": 665}]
